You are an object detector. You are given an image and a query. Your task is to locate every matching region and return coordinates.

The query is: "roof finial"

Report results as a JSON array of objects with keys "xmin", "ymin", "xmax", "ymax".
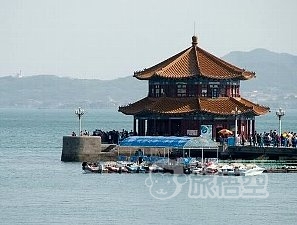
[
  {"xmin": 192, "ymin": 35, "xmax": 198, "ymax": 46},
  {"xmin": 192, "ymin": 22, "xmax": 198, "ymax": 46}
]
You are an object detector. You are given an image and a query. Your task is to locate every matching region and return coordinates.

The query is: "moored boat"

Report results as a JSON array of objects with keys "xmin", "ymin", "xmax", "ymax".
[
  {"xmin": 240, "ymin": 164, "xmax": 265, "ymax": 176},
  {"xmin": 82, "ymin": 162, "xmax": 102, "ymax": 173},
  {"xmin": 148, "ymin": 164, "xmax": 164, "ymax": 173},
  {"xmin": 218, "ymin": 163, "xmax": 265, "ymax": 176},
  {"xmin": 192, "ymin": 167, "xmax": 203, "ymax": 175},
  {"xmin": 125, "ymin": 163, "xmax": 146, "ymax": 173},
  {"xmin": 218, "ymin": 164, "xmax": 235, "ymax": 176}
]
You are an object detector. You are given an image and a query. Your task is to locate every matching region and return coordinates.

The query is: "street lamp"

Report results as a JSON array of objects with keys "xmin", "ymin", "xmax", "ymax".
[
  {"xmin": 75, "ymin": 107, "xmax": 85, "ymax": 136},
  {"xmin": 231, "ymin": 107, "xmax": 241, "ymax": 146},
  {"xmin": 276, "ymin": 107, "xmax": 285, "ymax": 136}
]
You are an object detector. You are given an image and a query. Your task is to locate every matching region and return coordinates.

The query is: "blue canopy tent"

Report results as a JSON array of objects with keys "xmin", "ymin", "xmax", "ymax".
[
  {"xmin": 119, "ymin": 136, "xmax": 192, "ymax": 148},
  {"xmin": 119, "ymin": 136, "xmax": 219, "ymax": 163}
]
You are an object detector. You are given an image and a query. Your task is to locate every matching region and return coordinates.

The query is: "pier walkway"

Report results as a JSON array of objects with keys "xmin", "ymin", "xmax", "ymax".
[{"xmin": 222, "ymin": 145, "xmax": 297, "ymax": 160}]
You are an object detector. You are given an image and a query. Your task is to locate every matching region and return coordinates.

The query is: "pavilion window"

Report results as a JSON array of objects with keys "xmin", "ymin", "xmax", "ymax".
[
  {"xmin": 201, "ymin": 84, "xmax": 207, "ymax": 97},
  {"xmin": 209, "ymin": 84, "xmax": 219, "ymax": 98},
  {"xmin": 150, "ymin": 84, "xmax": 161, "ymax": 97},
  {"xmin": 177, "ymin": 83, "xmax": 187, "ymax": 97},
  {"xmin": 212, "ymin": 88, "xmax": 218, "ymax": 98},
  {"xmin": 220, "ymin": 85, "xmax": 226, "ymax": 97},
  {"xmin": 155, "ymin": 85, "xmax": 160, "ymax": 97}
]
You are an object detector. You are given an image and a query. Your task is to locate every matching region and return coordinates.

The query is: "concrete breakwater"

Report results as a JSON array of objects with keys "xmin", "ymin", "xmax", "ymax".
[
  {"xmin": 61, "ymin": 136, "xmax": 119, "ymax": 162},
  {"xmin": 61, "ymin": 136, "xmax": 100, "ymax": 162}
]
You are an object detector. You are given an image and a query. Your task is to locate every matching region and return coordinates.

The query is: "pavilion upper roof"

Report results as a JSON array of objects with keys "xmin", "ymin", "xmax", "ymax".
[
  {"xmin": 118, "ymin": 96, "xmax": 270, "ymax": 116},
  {"xmin": 134, "ymin": 36, "xmax": 255, "ymax": 80}
]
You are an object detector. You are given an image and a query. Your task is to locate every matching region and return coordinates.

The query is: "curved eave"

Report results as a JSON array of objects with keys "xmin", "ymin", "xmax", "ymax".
[
  {"xmin": 199, "ymin": 71, "xmax": 255, "ymax": 80},
  {"xmin": 199, "ymin": 73, "xmax": 246, "ymax": 80},
  {"xmin": 118, "ymin": 97, "xmax": 153, "ymax": 115},
  {"xmin": 199, "ymin": 97, "xmax": 269, "ymax": 116},
  {"xmin": 119, "ymin": 97, "xmax": 199, "ymax": 115},
  {"xmin": 234, "ymin": 97, "xmax": 270, "ymax": 116},
  {"xmin": 199, "ymin": 97, "xmax": 242, "ymax": 116},
  {"xmin": 199, "ymin": 108, "xmax": 255, "ymax": 116},
  {"xmin": 196, "ymin": 46, "xmax": 256, "ymax": 80},
  {"xmin": 119, "ymin": 97, "xmax": 269, "ymax": 117},
  {"xmin": 242, "ymin": 71, "xmax": 256, "ymax": 80}
]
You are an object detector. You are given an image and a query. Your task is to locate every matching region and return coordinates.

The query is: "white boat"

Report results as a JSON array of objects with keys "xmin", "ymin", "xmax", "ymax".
[
  {"xmin": 105, "ymin": 161, "xmax": 121, "ymax": 173},
  {"xmin": 240, "ymin": 164, "xmax": 265, "ymax": 176},
  {"xmin": 148, "ymin": 164, "xmax": 164, "ymax": 173},
  {"xmin": 192, "ymin": 167, "xmax": 202, "ymax": 175},
  {"xmin": 219, "ymin": 164, "xmax": 236, "ymax": 176},
  {"xmin": 204, "ymin": 164, "xmax": 219, "ymax": 175},
  {"xmin": 218, "ymin": 163, "xmax": 265, "ymax": 176},
  {"xmin": 191, "ymin": 162, "xmax": 219, "ymax": 175},
  {"xmin": 121, "ymin": 162, "xmax": 146, "ymax": 173}
]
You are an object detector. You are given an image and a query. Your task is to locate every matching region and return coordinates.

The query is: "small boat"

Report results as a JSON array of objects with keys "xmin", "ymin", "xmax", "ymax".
[
  {"xmin": 204, "ymin": 165, "xmax": 219, "ymax": 175},
  {"xmin": 192, "ymin": 167, "xmax": 202, "ymax": 175},
  {"xmin": 106, "ymin": 165, "xmax": 120, "ymax": 173},
  {"xmin": 126, "ymin": 163, "xmax": 146, "ymax": 173},
  {"xmin": 82, "ymin": 162, "xmax": 102, "ymax": 173},
  {"xmin": 105, "ymin": 161, "xmax": 133, "ymax": 173},
  {"xmin": 104, "ymin": 161, "xmax": 120, "ymax": 173},
  {"xmin": 219, "ymin": 164, "xmax": 235, "ymax": 176},
  {"xmin": 193, "ymin": 164, "xmax": 219, "ymax": 175},
  {"xmin": 218, "ymin": 163, "xmax": 265, "ymax": 176},
  {"xmin": 240, "ymin": 164, "xmax": 265, "ymax": 176},
  {"xmin": 148, "ymin": 164, "xmax": 164, "ymax": 173}
]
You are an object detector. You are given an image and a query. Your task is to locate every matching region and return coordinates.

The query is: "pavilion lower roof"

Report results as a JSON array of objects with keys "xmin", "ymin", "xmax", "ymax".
[{"xmin": 118, "ymin": 96, "xmax": 270, "ymax": 116}]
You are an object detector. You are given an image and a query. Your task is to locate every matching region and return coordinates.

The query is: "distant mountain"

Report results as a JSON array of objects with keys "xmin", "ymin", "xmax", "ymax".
[
  {"xmin": 222, "ymin": 48, "xmax": 297, "ymax": 109},
  {"xmin": 0, "ymin": 48, "xmax": 296, "ymax": 109},
  {"xmin": 223, "ymin": 48, "xmax": 297, "ymax": 90},
  {"xmin": 0, "ymin": 75, "xmax": 147, "ymax": 108}
]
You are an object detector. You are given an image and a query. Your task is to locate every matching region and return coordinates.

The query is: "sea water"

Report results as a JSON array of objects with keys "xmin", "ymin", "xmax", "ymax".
[{"xmin": 0, "ymin": 108, "xmax": 297, "ymax": 225}]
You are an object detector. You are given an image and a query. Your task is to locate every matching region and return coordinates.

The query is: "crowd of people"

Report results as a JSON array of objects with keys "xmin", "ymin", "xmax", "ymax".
[
  {"xmin": 92, "ymin": 129, "xmax": 134, "ymax": 144},
  {"xmin": 240, "ymin": 130, "xmax": 297, "ymax": 147},
  {"xmin": 71, "ymin": 129, "xmax": 134, "ymax": 144}
]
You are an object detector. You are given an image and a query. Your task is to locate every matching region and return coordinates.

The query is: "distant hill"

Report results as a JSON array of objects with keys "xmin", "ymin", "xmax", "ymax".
[
  {"xmin": 223, "ymin": 48, "xmax": 297, "ymax": 91},
  {"xmin": 0, "ymin": 48, "xmax": 296, "ymax": 109},
  {"xmin": 0, "ymin": 75, "xmax": 147, "ymax": 108},
  {"xmin": 222, "ymin": 48, "xmax": 297, "ymax": 109}
]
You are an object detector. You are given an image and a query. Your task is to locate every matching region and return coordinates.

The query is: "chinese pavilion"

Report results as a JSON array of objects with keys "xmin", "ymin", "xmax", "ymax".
[{"xmin": 119, "ymin": 36, "xmax": 270, "ymax": 141}]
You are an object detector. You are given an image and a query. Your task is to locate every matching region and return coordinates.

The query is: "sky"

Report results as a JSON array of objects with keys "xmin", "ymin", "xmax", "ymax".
[{"xmin": 1, "ymin": 0, "xmax": 296, "ymax": 80}]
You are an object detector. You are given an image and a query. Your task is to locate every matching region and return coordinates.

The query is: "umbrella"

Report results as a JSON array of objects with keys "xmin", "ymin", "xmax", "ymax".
[{"xmin": 218, "ymin": 128, "xmax": 233, "ymax": 136}]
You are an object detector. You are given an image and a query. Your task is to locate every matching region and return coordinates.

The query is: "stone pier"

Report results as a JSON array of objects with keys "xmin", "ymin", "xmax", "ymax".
[{"xmin": 61, "ymin": 136, "xmax": 101, "ymax": 162}]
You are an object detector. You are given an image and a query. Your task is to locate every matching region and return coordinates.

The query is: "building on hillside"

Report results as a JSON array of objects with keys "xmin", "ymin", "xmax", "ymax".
[{"xmin": 119, "ymin": 36, "xmax": 270, "ymax": 141}]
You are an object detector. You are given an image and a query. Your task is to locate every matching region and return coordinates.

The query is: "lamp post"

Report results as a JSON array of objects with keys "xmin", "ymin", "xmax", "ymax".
[
  {"xmin": 231, "ymin": 107, "xmax": 241, "ymax": 146},
  {"xmin": 276, "ymin": 107, "xmax": 285, "ymax": 136},
  {"xmin": 75, "ymin": 107, "xmax": 85, "ymax": 136}
]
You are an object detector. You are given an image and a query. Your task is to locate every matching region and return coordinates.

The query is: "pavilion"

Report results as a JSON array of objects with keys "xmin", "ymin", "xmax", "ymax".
[{"xmin": 119, "ymin": 36, "xmax": 270, "ymax": 141}]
